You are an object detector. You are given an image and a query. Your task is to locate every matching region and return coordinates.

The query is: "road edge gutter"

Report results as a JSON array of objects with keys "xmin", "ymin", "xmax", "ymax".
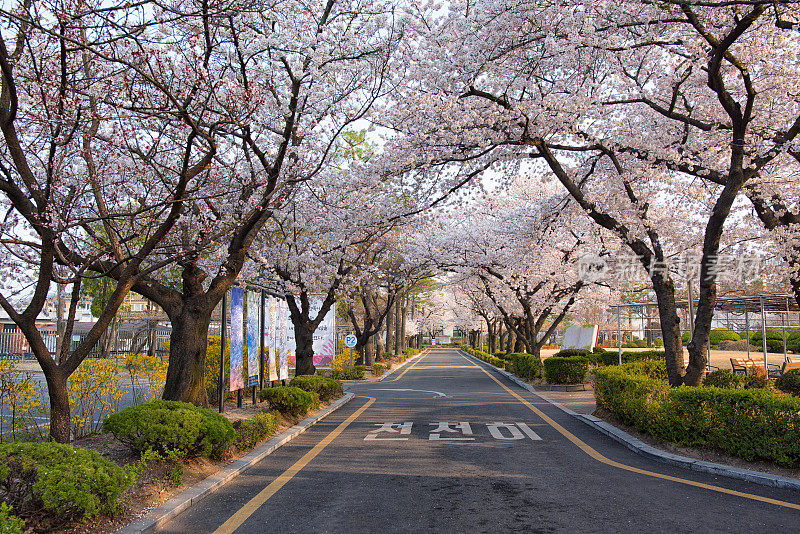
[
  {"xmin": 459, "ymin": 350, "xmax": 800, "ymax": 492},
  {"xmin": 117, "ymin": 392, "xmax": 356, "ymax": 534}
]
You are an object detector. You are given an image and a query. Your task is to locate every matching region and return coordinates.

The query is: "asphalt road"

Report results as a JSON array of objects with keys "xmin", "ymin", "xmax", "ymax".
[{"xmin": 156, "ymin": 348, "xmax": 800, "ymax": 533}]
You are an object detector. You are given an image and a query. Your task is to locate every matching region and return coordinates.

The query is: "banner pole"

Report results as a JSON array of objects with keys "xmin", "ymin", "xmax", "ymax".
[{"xmin": 219, "ymin": 291, "xmax": 227, "ymax": 413}]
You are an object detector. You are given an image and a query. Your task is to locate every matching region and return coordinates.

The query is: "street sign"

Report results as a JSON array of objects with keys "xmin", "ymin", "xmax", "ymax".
[{"xmin": 344, "ymin": 334, "xmax": 357, "ymax": 348}]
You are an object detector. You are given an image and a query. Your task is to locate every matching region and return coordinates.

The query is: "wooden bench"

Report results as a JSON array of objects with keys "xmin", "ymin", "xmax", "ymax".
[
  {"xmin": 769, "ymin": 356, "xmax": 800, "ymax": 379},
  {"xmin": 730, "ymin": 357, "xmax": 780, "ymax": 377}
]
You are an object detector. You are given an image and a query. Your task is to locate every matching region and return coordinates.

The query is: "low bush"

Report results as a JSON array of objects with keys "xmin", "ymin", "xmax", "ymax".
[
  {"xmin": 776, "ymin": 369, "xmax": 800, "ymax": 396},
  {"xmin": 0, "ymin": 503, "xmax": 23, "ymax": 534},
  {"xmin": 748, "ymin": 329, "xmax": 800, "ymax": 353},
  {"xmin": 709, "ymin": 329, "xmax": 740, "ymax": 347},
  {"xmin": 543, "ymin": 357, "xmax": 589, "ymax": 384},
  {"xmin": 0, "ymin": 442, "xmax": 134, "ymax": 524},
  {"xmin": 593, "ymin": 346, "xmax": 607, "ymax": 354},
  {"xmin": 594, "ymin": 362, "xmax": 800, "ymax": 467},
  {"xmin": 511, "ymin": 353, "xmax": 543, "ymax": 380},
  {"xmin": 289, "ymin": 375, "xmax": 343, "ymax": 401},
  {"xmin": 328, "ymin": 365, "xmax": 365, "ymax": 380},
  {"xmin": 232, "ymin": 410, "xmax": 279, "ymax": 451},
  {"xmin": 372, "ymin": 363, "xmax": 386, "ymax": 376},
  {"xmin": 102, "ymin": 400, "xmax": 234, "ymax": 459},
  {"xmin": 555, "ymin": 348, "xmax": 590, "ymax": 358},
  {"xmin": 259, "ymin": 386, "xmax": 319, "ymax": 417},
  {"xmin": 598, "ymin": 350, "xmax": 664, "ymax": 367},
  {"xmin": 702, "ymin": 369, "xmax": 742, "ymax": 389}
]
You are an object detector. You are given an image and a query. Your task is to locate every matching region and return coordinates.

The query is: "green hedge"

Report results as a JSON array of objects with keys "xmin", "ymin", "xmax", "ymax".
[
  {"xmin": 776, "ymin": 369, "xmax": 800, "ymax": 396},
  {"xmin": 0, "ymin": 442, "xmax": 134, "ymax": 523},
  {"xmin": 544, "ymin": 357, "xmax": 589, "ymax": 384},
  {"xmin": 259, "ymin": 386, "xmax": 319, "ymax": 416},
  {"xmin": 594, "ymin": 362, "xmax": 800, "ymax": 466},
  {"xmin": 599, "ymin": 350, "xmax": 665, "ymax": 367},
  {"xmin": 289, "ymin": 375, "xmax": 343, "ymax": 401},
  {"xmin": 555, "ymin": 348, "xmax": 591, "ymax": 358},
  {"xmin": 511, "ymin": 353, "xmax": 543, "ymax": 380},
  {"xmin": 748, "ymin": 329, "xmax": 800, "ymax": 353},
  {"xmin": 702, "ymin": 369, "xmax": 742, "ymax": 389},
  {"xmin": 232, "ymin": 410, "xmax": 279, "ymax": 451},
  {"xmin": 328, "ymin": 365, "xmax": 365, "ymax": 380},
  {"xmin": 103, "ymin": 400, "xmax": 234, "ymax": 459}
]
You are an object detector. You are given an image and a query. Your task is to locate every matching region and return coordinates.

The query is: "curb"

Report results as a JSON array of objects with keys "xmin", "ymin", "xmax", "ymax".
[
  {"xmin": 117, "ymin": 392, "xmax": 356, "ymax": 534},
  {"xmin": 459, "ymin": 351, "xmax": 800, "ymax": 492}
]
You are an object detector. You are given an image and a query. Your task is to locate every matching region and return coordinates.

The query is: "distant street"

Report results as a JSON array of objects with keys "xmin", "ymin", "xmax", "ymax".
[{"xmin": 156, "ymin": 348, "xmax": 800, "ymax": 533}]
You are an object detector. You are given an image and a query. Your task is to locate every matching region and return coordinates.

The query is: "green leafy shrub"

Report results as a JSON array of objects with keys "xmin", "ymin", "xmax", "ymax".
[
  {"xmin": 599, "ymin": 350, "xmax": 664, "ymax": 367},
  {"xmin": 654, "ymin": 337, "xmax": 663, "ymax": 348},
  {"xmin": 681, "ymin": 331, "xmax": 691, "ymax": 345},
  {"xmin": 289, "ymin": 375, "xmax": 343, "ymax": 401},
  {"xmin": 328, "ymin": 365, "xmax": 365, "ymax": 380},
  {"xmin": 703, "ymin": 369, "xmax": 742, "ymax": 389},
  {"xmin": 259, "ymin": 386, "xmax": 319, "ymax": 417},
  {"xmin": 593, "ymin": 346, "xmax": 607, "ymax": 354},
  {"xmin": 0, "ymin": 442, "xmax": 134, "ymax": 523},
  {"xmin": 0, "ymin": 503, "xmax": 23, "ymax": 534},
  {"xmin": 372, "ymin": 364, "xmax": 386, "ymax": 376},
  {"xmin": 233, "ymin": 410, "xmax": 279, "ymax": 451},
  {"xmin": 511, "ymin": 353, "xmax": 543, "ymax": 380},
  {"xmin": 544, "ymin": 357, "xmax": 589, "ymax": 384},
  {"xmin": 102, "ymin": 400, "xmax": 234, "ymax": 459},
  {"xmin": 204, "ymin": 335, "xmax": 231, "ymax": 401},
  {"xmin": 749, "ymin": 329, "xmax": 800, "ymax": 353},
  {"xmin": 555, "ymin": 348, "xmax": 590, "ymax": 358},
  {"xmin": 709, "ymin": 329, "xmax": 740, "ymax": 347},
  {"xmin": 594, "ymin": 363, "xmax": 800, "ymax": 467},
  {"xmin": 776, "ymin": 369, "xmax": 800, "ymax": 396}
]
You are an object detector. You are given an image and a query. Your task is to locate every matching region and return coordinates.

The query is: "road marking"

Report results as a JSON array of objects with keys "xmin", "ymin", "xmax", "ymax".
[
  {"xmin": 369, "ymin": 388, "xmax": 448, "ymax": 398},
  {"xmin": 460, "ymin": 352, "xmax": 800, "ymax": 511},
  {"xmin": 383, "ymin": 350, "xmax": 429, "ymax": 382},
  {"xmin": 412, "ymin": 365, "xmax": 478, "ymax": 369},
  {"xmin": 213, "ymin": 397, "xmax": 376, "ymax": 534},
  {"xmin": 364, "ymin": 422, "xmax": 413, "ymax": 441}
]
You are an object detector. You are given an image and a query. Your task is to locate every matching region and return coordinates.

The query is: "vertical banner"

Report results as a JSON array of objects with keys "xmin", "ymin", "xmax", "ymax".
[
  {"xmin": 269, "ymin": 297, "xmax": 279, "ymax": 381},
  {"xmin": 229, "ymin": 287, "xmax": 245, "ymax": 391},
  {"xmin": 246, "ymin": 290, "xmax": 260, "ymax": 387},
  {"xmin": 312, "ymin": 297, "xmax": 336, "ymax": 367},
  {"xmin": 264, "ymin": 296, "xmax": 277, "ymax": 382},
  {"xmin": 278, "ymin": 299, "xmax": 289, "ymax": 380}
]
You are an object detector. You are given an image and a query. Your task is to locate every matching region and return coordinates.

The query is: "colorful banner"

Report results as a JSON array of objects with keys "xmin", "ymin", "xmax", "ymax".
[
  {"xmin": 285, "ymin": 296, "xmax": 336, "ymax": 368},
  {"xmin": 246, "ymin": 290, "xmax": 260, "ymax": 387},
  {"xmin": 266, "ymin": 296, "xmax": 278, "ymax": 381},
  {"xmin": 229, "ymin": 287, "xmax": 245, "ymax": 391},
  {"xmin": 278, "ymin": 299, "xmax": 289, "ymax": 380}
]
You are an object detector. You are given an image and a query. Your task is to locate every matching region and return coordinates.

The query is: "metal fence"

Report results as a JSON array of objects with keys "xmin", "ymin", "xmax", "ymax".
[{"xmin": 0, "ymin": 326, "xmax": 172, "ymax": 360}]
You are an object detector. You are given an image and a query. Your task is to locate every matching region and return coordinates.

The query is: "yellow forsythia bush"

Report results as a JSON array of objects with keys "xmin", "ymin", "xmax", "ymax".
[
  {"xmin": 68, "ymin": 358, "xmax": 123, "ymax": 438},
  {"xmin": 0, "ymin": 359, "xmax": 43, "ymax": 441},
  {"xmin": 123, "ymin": 353, "xmax": 167, "ymax": 404}
]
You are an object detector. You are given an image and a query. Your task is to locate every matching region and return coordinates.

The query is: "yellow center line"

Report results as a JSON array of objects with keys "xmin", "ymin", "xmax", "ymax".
[
  {"xmin": 459, "ymin": 352, "xmax": 800, "ymax": 511},
  {"xmin": 383, "ymin": 348, "xmax": 430, "ymax": 382},
  {"xmin": 213, "ymin": 397, "xmax": 376, "ymax": 534}
]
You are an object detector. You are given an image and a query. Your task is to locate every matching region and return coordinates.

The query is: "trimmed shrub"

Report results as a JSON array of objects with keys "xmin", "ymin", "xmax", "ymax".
[
  {"xmin": 681, "ymin": 331, "xmax": 691, "ymax": 345},
  {"xmin": 544, "ymin": 357, "xmax": 589, "ymax": 384},
  {"xmin": 0, "ymin": 503, "xmax": 23, "ymax": 534},
  {"xmin": 593, "ymin": 346, "xmax": 607, "ymax": 354},
  {"xmin": 511, "ymin": 353, "xmax": 543, "ymax": 380},
  {"xmin": 493, "ymin": 352, "xmax": 507, "ymax": 359},
  {"xmin": 0, "ymin": 442, "xmax": 134, "ymax": 523},
  {"xmin": 372, "ymin": 364, "xmax": 386, "ymax": 376},
  {"xmin": 598, "ymin": 350, "xmax": 664, "ymax": 367},
  {"xmin": 749, "ymin": 329, "xmax": 800, "ymax": 353},
  {"xmin": 555, "ymin": 348, "xmax": 590, "ymax": 358},
  {"xmin": 328, "ymin": 365, "xmax": 365, "ymax": 380},
  {"xmin": 702, "ymin": 369, "xmax": 742, "ymax": 389},
  {"xmin": 102, "ymin": 400, "xmax": 234, "ymax": 459},
  {"xmin": 776, "ymin": 369, "xmax": 800, "ymax": 396},
  {"xmin": 259, "ymin": 386, "xmax": 319, "ymax": 417},
  {"xmin": 289, "ymin": 375, "xmax": 343, "ymax": 401},
  {"xmin": 594, "ymin": 363, "xmax": 800, "ymax": 467},
  {"xmin": 709, "ymin": 329, "xmax": 740, "ymax": 347},
  {"xmin": 233, "ymin": 410, "xmax": 279, "ymax": 451}
]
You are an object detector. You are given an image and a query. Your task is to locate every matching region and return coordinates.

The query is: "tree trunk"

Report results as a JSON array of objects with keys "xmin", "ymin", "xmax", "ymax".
[
  {"xmin": 46, "ymin": 371, "xmax": 71, "ymax": 443},
  {"xmin": 394, "ymin": 296, "xmax": 402, "ymax": 356},
  {"xmin": 376, "ymin": 333, "xmax": 385, "ymax": 361},
  {"xmin": 365, "ymin": 338, "xmax": 375, "ymax": 366},
  {"xmin": 162, "ymin": 304, "xmax": 212, "ymax": 405},
  {"xmin": 401, "ymin": 297, "xmax": 407, "ymax": 351},
  {"xmin": 385, "ymin": 302, "xmax": 394, "ymax": 358},
  {"xmin": 651, "ymin": 275, "xmax": 684, "ymax": 386},
  {"xmin": 294, "ymin": 321, "xmax": 316, "ymax": 376}
]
